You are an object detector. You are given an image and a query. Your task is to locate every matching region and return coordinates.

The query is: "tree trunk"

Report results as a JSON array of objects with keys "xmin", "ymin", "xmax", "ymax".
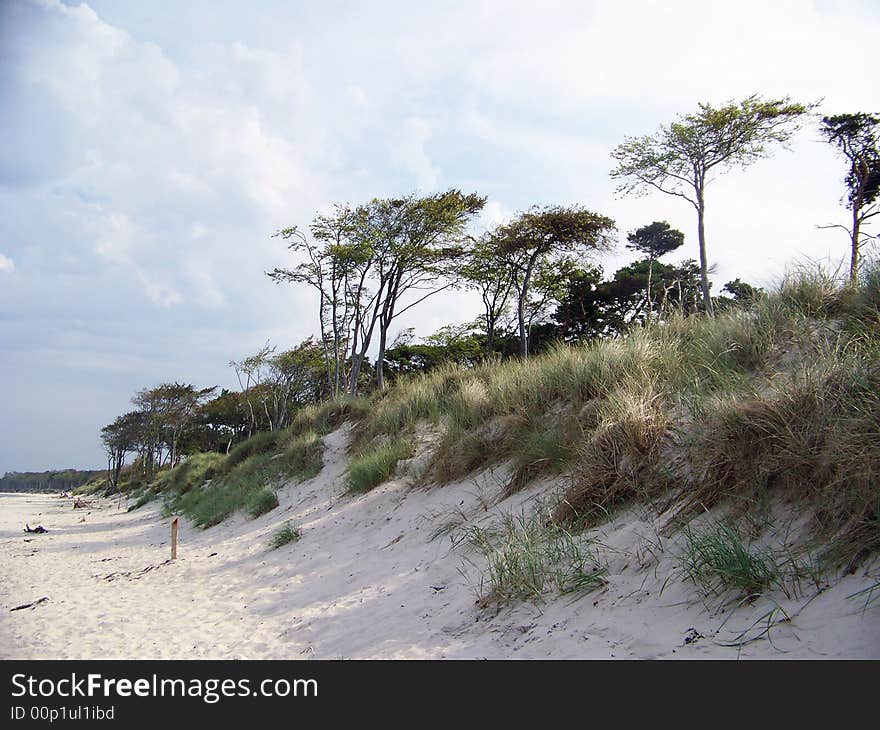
[
  {"xmin": 518, "ymin": 251, "xmax": 540, "ymax": 358},
  {"xmin": 850, "ymin": 205, "xmax": 861, "ymax": 284},
  {"xmin": 645, "ymin": 256, "xmax": 654, "ymax": 321},
  {"xmin": 376, "ymin": 321, "xmax": 387, "ymax": 391},
  {"xmin": 696, "ymin": 196, "xmax": 714, "ymax": 316}
]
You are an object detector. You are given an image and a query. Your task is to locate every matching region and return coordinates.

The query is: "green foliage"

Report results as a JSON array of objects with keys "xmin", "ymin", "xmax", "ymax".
[
  {"xmin": 152, "ymin": 452, "xmax": 225, "ymax": 495},
  {"xmin": 626, "ymin": 220, "xmax": 684, "ymax": 260},
  {"xmin": 127, "ymin": 490, "xmax": 157, "ymax": 512},
  {"xmin": 462, "ymin": 511, "xmax": 606, "ymax": 605},
  {"xmin": 0, "ymin": 469, "xmax": 105, "ymax": 493},
  {"xmin": 676, "ymin": 521, "xmax": 817, "ymax": 599},
  {"xmin": 347, "ymin": 439, "xmax": 414, "ymax": 493},
  {"xmin": 220, "ymin": 430, "xmax": 285, "ymax": 474},
  {"xmin": 269, "ymin": 521, "xmax": 302, "ymax": 550},
  {"xmin": 245, "ymin": 487, "xmax": 279, "ymax": 518},
  {"xmin": 165, "ymin": 427, "xmax": 325, "ymax": 528}
]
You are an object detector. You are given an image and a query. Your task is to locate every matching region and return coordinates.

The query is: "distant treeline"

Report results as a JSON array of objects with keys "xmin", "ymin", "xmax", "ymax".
[{"xmin": 0, "ymin": 469, "xmax": 105, "ymax": 493}]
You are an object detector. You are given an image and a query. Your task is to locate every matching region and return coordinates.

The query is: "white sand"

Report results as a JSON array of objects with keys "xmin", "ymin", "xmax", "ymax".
[{"xmin": 2, "ymin": 425, "xmax": 879, "ymax": 659}]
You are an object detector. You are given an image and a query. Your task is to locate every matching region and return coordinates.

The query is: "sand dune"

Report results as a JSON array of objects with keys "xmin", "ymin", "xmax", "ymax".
[{"xmin": 2, "ymin": 426, "xmax": 878, "ymax": 659}]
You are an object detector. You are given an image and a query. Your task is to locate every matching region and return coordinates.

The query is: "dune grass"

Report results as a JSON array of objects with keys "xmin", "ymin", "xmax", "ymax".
[
  {"xmin": 165, "ymin": 427, "xmax": 326, "ymax": 527},
  {"xmin": 245, "ymin": 487, "xmax": 279, "ymax": 518},
  {"xmin": 675, "ymin": 520, "xmax": 820, "ymax": 600},
  {"xmin": 127, "ymin": 490, "xmax": 157, "ymax": 511},
  {"xmin": 461, "ymin": 510, "xmax": 607, "ymax": 605},
  {"xmin": 269, "ymin": 521, "xmax": 302, "ymax": 550},
  {"xmin": 343, "ymin": 262, "xmax": 880, "ymax": 571},
  {"xmin": 347, "ymin": 438, "xmax": 414, "ymax": 494},
  {"xmin": 130, "ymin": 264, "xmax": 878, "ymax": 582}
]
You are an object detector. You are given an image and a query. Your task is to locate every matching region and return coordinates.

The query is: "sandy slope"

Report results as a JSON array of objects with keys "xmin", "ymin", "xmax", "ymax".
[{"xmin": 2, "ymin": 425, "xmax": 879, "ymax": 659}]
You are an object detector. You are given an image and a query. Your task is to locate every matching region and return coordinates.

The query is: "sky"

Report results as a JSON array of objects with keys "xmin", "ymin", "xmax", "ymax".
[{"xmin": 1, "ymin": 0, "xmax": 878, "ymax": 473}]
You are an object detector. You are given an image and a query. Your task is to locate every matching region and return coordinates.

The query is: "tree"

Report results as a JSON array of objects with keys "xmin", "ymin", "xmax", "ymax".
[
  {"xmin": 354, "ymin": 189, "xmax": 485, "ymax": 390},
  {"xmin": 720, "ymin": 277, "xmax": 763, "ymax": 306},
  {"xmin": 268, "ymin": 205, "xmax": 374, "ymax": 398},
  {"xmin": 611, "ymin": 94, "xmax": 813, "ymax": 315},
  {"xmin": 191, "ymin": 389, "xmax": 250, "ymax": 454},
  {"xmin": 625, "ymin": 221, "xmax": 684, "ymax": 318},
  {"xmin": 100, "ymin": 411, "xmax": 144, "ymax": 489},
  {"xmin": 133, "ymin": 383, "xmax": 215, "ymax": 469},
  {"xmin": 459, "ymin": 235, "xmax": 515, "ymax": 355},
  {"xmin": 819, "ymin": 113, "xmax": 880, "ymax": 282},
  {"xmin": 492, "ymin": 205, "xmax": 615, "ymax": 356}
]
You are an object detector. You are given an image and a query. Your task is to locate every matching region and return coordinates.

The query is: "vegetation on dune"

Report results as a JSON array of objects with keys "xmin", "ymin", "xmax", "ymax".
[
  {"xmin": 460, "ymin": 510, "xmax": 607, "ymax": 604},
  {"xmin": 166, "ymin": 427, "xmax": 325, "ymax": 528},
  {"xmin": 346, "ymin": 438, "xmax": 414, "ymax": 494},
  {"xmin": 85, "ymin": 95, "xmax": 878, "ymax": 601},
  {"xmin": 269, "ymin": 521, "xmax": 302, "ymax": 550}
]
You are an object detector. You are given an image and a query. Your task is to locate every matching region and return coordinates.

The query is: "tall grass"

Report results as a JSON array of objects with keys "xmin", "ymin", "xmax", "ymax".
[
  {"xmin": 166, "ymin": 427, "xmax": 326, "ymax": 527},
  {"xmin": 347, "ymin": 438, "xmax": 414, "ymax": 493},
  {"xmin": 675, "ymin": 520, "xmax": 820, "ymax": 600},
  {"xmin": 462, "ymin": 510, "xmax": 606, "ymax": 605},
  {"xmin": 145, "ymin": 263, "xmax": 879, "ymax": 577}
]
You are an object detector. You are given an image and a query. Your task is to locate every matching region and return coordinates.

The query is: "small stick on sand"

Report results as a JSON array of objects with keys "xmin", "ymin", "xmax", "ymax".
[
  {"xmin": 171, "ymin": 517, "xmax": 179, "ymax": 560},
  {"xmin": 10, "ymin": 597, "xmax": 49, "ymax": 612}
]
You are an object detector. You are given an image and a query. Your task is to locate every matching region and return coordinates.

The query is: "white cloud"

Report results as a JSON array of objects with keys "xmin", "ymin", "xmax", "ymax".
[
  {"xmin": 391, "ymin": 117, "xmax": 441, "ymax": 191},
  {"xmin": 2, "ymin": 0, "xmax": 879, "ymax": 472}
]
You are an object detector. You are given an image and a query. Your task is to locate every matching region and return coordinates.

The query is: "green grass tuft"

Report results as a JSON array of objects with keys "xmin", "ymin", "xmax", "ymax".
[
  {"xmin": 269, "ymin": 521, "xmax": 302, "ymax": 549},
  {"xmin": 347, "ymin": 439, "xmax": 414, "ymax": 493},
  {"xmin": 675, "ymin": 520, "xmax": 818, "ymax": 599},
  {"xmin": 462, "ymin": 510, "xmax": 606, "ymax": 605},
  {"xmin": 245, "ymin": 487, "xmax": 279, "ymax": 518}
]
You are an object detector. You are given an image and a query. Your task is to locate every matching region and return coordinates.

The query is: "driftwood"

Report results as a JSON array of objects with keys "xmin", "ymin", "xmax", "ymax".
[
  {"xmin": 10, "ymin": 597, "xmax": 49, "ymax": 612},
  {"xmin": 24, "ymin": 524, "xmax": 48, "ymax": 534}
]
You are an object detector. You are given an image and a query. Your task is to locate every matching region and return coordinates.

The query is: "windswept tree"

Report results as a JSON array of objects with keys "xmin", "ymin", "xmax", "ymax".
[
  {"xmin": 625, "ymin": 221, "xmax": 684, "ymax": 318},
  {"xmin": 268, "ymin": 205, "xmax": 373, "ymax": 398},
  {"xmin": 270, "ymin": 190, "xmax": 485, "ymax": 394},
  {"xmin": 819, "ymin": 113, "xmax": 880, "ymax": 281},
  {"xmin": 492, "ymin": 205, "xmax": 615, "ymax": 357},
  {"xmin": 611, "ymin": 94, "xmax": 813, "ymax": 315},
  {"xmin": 350, "ymin": 189, "xmax": 485, "ymax": 390},
  {"xmin": 460, "ymin": 235, "xmax": 516, "ymax": 355},
  {"xmin": 133, "ymin": 382, "xmax": 216, "ymax": 469},
  {"xmin": 100, "ymin": 411, "xmax": 144, "ymax": 489}
]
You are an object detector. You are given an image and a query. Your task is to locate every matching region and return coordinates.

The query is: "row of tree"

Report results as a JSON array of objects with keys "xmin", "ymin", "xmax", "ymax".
[
  {"xmin": 98, "ymin": 237, "xmax": 739, "ymax": 488},
  {"xmin": 271, "ymin": 96, "xmax": 877, "ymax": 392},
  {"xmin": 98, "ymin": 95, "xmax": 876, "ymax": 486}
]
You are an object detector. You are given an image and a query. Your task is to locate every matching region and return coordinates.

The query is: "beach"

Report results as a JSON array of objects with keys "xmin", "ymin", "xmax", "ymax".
[{"xmin": 2, "ymin": 427, "xmax": 879, "ymax": 660}]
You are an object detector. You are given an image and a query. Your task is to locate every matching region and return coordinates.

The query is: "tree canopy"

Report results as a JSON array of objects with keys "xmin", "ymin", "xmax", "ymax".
[
  {"xmin": 819, "ymin": 112, "xmax": 880, "ymax": 281},
  {"xmin": 611, "ymin": 94, "xmax": 813, "ymax": 314}
]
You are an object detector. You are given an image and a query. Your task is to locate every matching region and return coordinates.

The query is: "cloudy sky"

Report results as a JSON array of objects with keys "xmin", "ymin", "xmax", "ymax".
[{"xmin": 1, "ymin": 0, "xmax": 878, "ymax": 473}]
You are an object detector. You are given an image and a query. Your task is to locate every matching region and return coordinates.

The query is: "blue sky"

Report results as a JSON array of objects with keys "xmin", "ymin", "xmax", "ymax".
[{"xmin": 1, "ymin": 0, "xmax": 878, "ymax": 472}]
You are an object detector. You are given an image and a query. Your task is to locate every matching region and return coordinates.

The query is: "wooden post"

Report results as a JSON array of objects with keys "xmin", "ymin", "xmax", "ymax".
[{"xmin": 171, "ymin": 517, "xmax": 179, "ymax": 560}]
